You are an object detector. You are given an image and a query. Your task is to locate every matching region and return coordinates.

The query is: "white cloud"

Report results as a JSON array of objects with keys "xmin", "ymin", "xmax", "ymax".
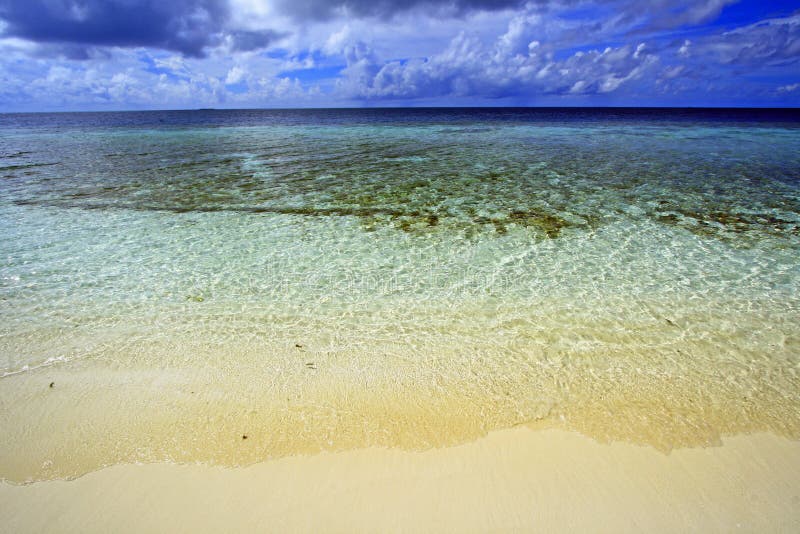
[
  {"xmin": 703, "ymin": 13, "xmax": 800, "ymax": 65},
  {"xmin": 0, "ymin": 1, "xmax": 798, "ymax": 109},
  {"xmin": 225, "ymin": 65, "xmax": 246, "ymax": 84},
  {"xmin": 332, "ymin": 16, "xmax": 659, "ymax": 101},
  {"xmin": 323, "ymin": 25, "xmax": 352, "ymax": 55},
  {"xmin": 660, "ymin": 65, "xmax": 684, "ymax": 79}
]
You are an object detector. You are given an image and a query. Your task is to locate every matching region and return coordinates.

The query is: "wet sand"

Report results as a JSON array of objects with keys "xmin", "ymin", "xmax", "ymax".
[{"xmin": 2, "ymin": 427, "xmax": 799, "ymax": 533}]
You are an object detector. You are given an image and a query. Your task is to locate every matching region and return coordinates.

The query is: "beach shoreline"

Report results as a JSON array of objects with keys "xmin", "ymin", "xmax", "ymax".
[
  {"xmin": 2, "ymin": 427, "xmax": 798, "ymax": 533},
  {"xmin": 3, "ymin": 108, "xmax": 800, "ymax": 532}
]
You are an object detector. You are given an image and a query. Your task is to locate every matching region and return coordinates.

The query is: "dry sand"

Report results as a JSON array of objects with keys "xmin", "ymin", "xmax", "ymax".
[{"xmin": 1, "ymin": 427, "xmax": 799, "ymax": 533}]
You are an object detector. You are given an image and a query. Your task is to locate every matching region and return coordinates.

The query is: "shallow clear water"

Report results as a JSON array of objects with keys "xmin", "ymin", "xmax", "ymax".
[{"xmin": 1, "ymin": 108, "xmax": 799, "ymax": 482}]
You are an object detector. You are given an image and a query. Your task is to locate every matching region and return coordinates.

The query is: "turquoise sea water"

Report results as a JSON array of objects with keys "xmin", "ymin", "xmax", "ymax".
[{"xmin": 1, "ymin": 109, "xmax": 799, "ymax": 481}]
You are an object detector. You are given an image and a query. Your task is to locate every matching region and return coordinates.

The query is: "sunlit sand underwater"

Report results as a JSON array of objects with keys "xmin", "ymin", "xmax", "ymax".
[{"xmin": 1, "ymin": 108, "xmax": 799, "ymax": 482}]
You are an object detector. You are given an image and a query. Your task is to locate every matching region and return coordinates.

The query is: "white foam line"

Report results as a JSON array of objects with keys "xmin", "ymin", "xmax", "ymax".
[{"xmin": 1, "ymin": 355, "xmax": 70, "ymax": 379}]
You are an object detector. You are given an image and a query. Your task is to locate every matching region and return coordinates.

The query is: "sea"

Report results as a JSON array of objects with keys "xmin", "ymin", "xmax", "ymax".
[{"xmin": 1, "ymin": 108, "xmax": 799, "ymax": 481}]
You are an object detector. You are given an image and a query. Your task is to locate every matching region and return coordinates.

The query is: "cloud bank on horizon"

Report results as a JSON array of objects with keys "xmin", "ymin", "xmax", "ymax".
[{"xmin": 0, "ymin": 0, "xmax": 797, "ymax": 110}]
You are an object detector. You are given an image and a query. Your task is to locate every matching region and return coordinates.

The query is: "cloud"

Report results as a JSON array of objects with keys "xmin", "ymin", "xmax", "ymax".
[
  {"xmin": 225, "ymin": 65, "xmax": 246, "ymax": 84},
  {"xmin": 226, "ymin": 29, "xmax": 286, "ymax": 52},
  {"xmin": 334, "ymin": 13, "xmax": 658, "ymax": 101},
  {"xmin": 0, "ymin": 46, "xmax": 320, "ymax": 111},
  {"xmin": 0, "ymin": 0, "xmax": 768, "ymax": 61},
  {"xmin": 275, "ymin": 0, "xmax": 743, "ymax": 41},
  {"xmin": 707, "ymin": 13, "xmax": 800, "ymax": 66},
  {"xmin": 0, "ymin": 0, "xmax": 284, "ymax": 57},
  {"xmin": 0, "ymin": 0, "xmax": 229, "ymax": 56},
  {"xmin": 628, "ymin": 0, "xmax": 738, "ymax": 32},
  {"xmin": 275, "ymin": 0, "xmax": 530, "ymax": 21},
  {"xmin": 0, "ymin": 0, "xmax": 797, "ymax": 109}
]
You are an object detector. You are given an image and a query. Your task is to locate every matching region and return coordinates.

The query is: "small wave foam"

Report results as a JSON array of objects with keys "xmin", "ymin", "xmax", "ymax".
[{"xmin": 1, "ymin": 355, "xmax": 71, "ymax": 379}]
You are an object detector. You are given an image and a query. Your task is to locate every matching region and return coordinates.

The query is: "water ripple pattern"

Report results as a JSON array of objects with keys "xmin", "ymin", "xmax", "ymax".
[{"xmin": 1, "ymin": 108, "xmax": 799, "ymax": 482}]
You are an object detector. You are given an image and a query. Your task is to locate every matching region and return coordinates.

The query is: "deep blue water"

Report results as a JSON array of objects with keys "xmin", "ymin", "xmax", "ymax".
[{"xmin": 3, "ymin": 107, "xmax": 800, "ymax": 131}]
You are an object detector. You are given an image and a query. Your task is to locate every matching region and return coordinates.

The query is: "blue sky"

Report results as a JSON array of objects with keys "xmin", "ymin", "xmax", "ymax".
[{"xmin": 0, "ymin": 0, "xmax": 798, "ymax": 111}]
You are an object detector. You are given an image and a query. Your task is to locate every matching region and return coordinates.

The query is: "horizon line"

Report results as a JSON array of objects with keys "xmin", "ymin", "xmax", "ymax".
[{"xmin": 3, "ymin": 105, "xmax": 800, "ymax": 115}]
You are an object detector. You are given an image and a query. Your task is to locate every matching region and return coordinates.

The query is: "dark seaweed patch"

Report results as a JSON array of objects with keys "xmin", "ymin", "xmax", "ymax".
[
  {"xmin": 654, "ymin": 207, "xmax": 799, "ymax": 239},
  {"xmin": 0, "ymin": 162, "xmax": 58, "ymax": 172}
]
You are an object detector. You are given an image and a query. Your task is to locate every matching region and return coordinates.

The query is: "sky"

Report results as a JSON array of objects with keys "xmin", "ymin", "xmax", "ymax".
[{"xmin": 0, "ymin": 0, "xmax": 798, "ymax": 111}]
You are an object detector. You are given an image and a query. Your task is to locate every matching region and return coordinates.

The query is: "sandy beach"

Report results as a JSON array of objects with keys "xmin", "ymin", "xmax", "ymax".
[
  {"xmin": 3, "ymin": 110, "xmax": 800, "ymax": 532},
  {"xmin": 2, "ymin": 427, "xmax": 798, "ymax": 533},
  {"xmin": 2, "ymin": 0, "xmax": 800, "ymax": 523}
]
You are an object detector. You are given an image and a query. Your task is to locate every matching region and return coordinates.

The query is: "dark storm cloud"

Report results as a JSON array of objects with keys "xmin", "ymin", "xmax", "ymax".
[
  {"xmin": 276, "ymin": 0, "xmax": 533, "ymax": 20},
  {"xmin": 33, "ymin": 42, "xmax": 114, "ymax": 60},
  {"xmin": 228, "ymin": 30, "xmax": 286, "ymax": 52},
  {"xmin": 274, "ymin": 0, "xmax": 738, "ymax": 33},
  {"xmin": 0, "ymin": 0, "xmax": 229, "ymax": 56}
]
